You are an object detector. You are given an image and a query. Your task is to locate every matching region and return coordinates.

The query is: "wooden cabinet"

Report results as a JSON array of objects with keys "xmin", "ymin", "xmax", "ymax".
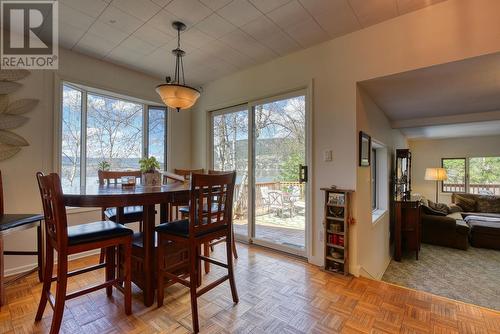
[
  {"xmin": 394, "ymin": 200, "xmax": 421, "ymax": 261},
  {"xmin": 321, "ymin": 188, "xmax": 353, "ymax": 275}
]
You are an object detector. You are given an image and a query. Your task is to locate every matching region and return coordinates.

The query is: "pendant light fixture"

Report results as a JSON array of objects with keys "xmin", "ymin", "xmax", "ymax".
[{"xmin": 156, "ymin": 21, "xmax": 200, "ymax": 112}]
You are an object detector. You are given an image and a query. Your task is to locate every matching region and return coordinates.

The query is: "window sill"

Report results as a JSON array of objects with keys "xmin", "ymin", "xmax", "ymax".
[{"xmin": 372, "ymin": 209, "xmax": 388, "ymax": 225}]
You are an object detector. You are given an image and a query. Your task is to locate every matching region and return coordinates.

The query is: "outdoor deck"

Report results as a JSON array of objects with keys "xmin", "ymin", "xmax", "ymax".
[{"xmin": 233, "ymin": 212, "xmax": 305, "ymax": 250}]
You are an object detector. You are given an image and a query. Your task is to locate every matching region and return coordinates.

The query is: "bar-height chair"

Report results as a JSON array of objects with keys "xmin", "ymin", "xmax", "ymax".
[
  {"xmin": 35, "ymin": 172, "xmax": 133, "ymax": 334},
  {"xmin": 0, "ymin": 170, "xmax": 44, "ymax": 307},
  {"xmin": 156, "ymin": 172, "xmax": 239, "ymax": 333},
  {"xmin": 98, "ymin": 170, "xmax": 142, "ymax": 262},
  {"xmin": 167, "ymin": 168, "xmax": 204, "ymax": 221}
]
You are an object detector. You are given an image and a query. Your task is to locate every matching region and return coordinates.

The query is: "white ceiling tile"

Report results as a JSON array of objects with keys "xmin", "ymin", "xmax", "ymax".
[
  {"xmin": 349, "ymin": 0, "xmax": 398, "ymax": 27},
  {"xmin": 165, "ymin": 0, "xmax": 213, "ymax": 26},
  {"xmin": 219, "ymin": 29, "xmax": 276, "ymax": 62},
  {"xmin": 148, "ymin": 10, "xmax": 178, "ymax": 36},
  {"xmin": 60, "ymin": 0, "xmax": 108, "ymax": 18},
  {"xmin": 299, "ymin": 0, "xmax": 360, "ymax": 38},
  {"xmin": 98, "ymin": 5, "xmax": 144, "ymax": 34},
  {"xmin": 60, "ymin": 3, "xmax": 95, "ymax": 30},
  {"xmin": 106, "ymin": 45, "xmax": 144, "ymax": 63},
  {"xmin": 249, "ymin": 0, "xmax": 292, "ymax": 13},
  {"xmin": 200, "ymin": 0, "xmax": 233, "ymax": 11},
  {"xmin": 201, "ymin": 40, "xmax": 255, "ymax": 68},
  {"xmin": 241, "ymin": 16, "xmax": 280, "ymax": 41},
  {"xmin": 284, "ymin": 17, "xmax": 329, "ymax": 48},
  {"xmin": 181, "ymin": 27, "xmax": 215, "ymax": 48},
  {"xmin": 111, "ymin": 0, "xmax": 162, "ymax": 21},
  {"xmin": 87, "ymin": 21, "xmax": 129, "ymax": 44},
  {"xmin": 397, "ymin": 0, "xmax": 447, "ymax": 14},
  {"xmin": 59, "ymin": 22, "xmax": 87, "ymax": 49},
  {"xmin": 195, "ymin": 13, "xmax": 236, "ymax": 38},
  {"xmin": 75, "ymin": 32, "xmax": 119, "ymax": 58},
  {"xmin": 151, "ymin": 0, "xmax": 173, "ymax": 7},
  {"xmin": 119, "ymin": 36, "xmax": 158, "ymax": 55},
  {"xmin": 267, "ymin": 0, "xmax": 311, "ymax": 29},
  {"xmin": 261, "ymin": 30, "xmax": 300, "ymax": 55},
  {"xmin": 217, "ymin": 0, "xmax": 262, "ymax": 27},
  {"xmin": 133, "ymin": 23, "xmax": 174, "ymax": 47}
]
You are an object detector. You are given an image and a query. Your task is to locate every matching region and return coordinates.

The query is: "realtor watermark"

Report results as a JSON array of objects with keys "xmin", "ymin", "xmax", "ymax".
[{"xmin": 1, "ymin": 1, "xmax": 58, "ymax": 69}]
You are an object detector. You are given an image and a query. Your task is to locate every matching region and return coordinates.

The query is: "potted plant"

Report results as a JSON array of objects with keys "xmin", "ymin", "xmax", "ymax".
[
  {"xmin": 139, "ymin": 156, "xmax": 161, "ymax": 186},
  {"xmin": 98, "ymin": 160, "xmax": 111, "ymax": 171}
]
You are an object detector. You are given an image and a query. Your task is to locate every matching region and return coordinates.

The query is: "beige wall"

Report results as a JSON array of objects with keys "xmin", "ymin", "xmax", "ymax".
[
  {"xmin": 410, "ymin": 135, "xmax": 500, "ymax": 204},
  {"xmin": 1, "ymin": 48, "xmax": 192, "ymax": 274},
  {"xmin": 355, "ymin": 88, "xmax": 407, "ymax": 279},
  {"xmin": 191, "ymin": 0, "xmax": 500, "ymax": 275}
]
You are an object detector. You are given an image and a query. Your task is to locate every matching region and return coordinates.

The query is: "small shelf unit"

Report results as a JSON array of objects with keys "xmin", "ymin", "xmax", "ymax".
[{"xmin": 321, "ymin": 187, "xmax": 353, "ymax": 275}]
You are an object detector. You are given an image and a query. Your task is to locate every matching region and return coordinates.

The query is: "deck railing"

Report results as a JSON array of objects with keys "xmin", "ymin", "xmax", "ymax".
[{"xmin": 443, "ymin": 183, "xmax": 500, "ymax": 195}]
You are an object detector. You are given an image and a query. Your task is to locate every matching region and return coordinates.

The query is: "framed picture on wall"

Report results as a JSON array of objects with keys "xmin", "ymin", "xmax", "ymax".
[{"xmin": 359, "ymin": 131, "xmax": 371, "ymax": 167}]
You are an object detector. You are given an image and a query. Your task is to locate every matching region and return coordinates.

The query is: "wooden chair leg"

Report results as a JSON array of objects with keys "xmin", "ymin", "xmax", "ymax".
[
  {"xmin": 50, "ymin": 254, "xmax": 68, "ymax": 334},
  {"xmin": 226, "ymin": 233, "xmax": 239, "ymax": 304},
  {"xmin": 197, "ymin": 245, "xmax": 202, "ymax": 287},
  {"xmin": 157, "ymin": 236, "xmax": 165, "ymax": 308},
  {"xmin": 0, "ymin": 236, "xmax": 4, "ymax": 307},
  {"xmin": 99, "ymin": 248, "xmax": 105, "ymax": 264},
  {"xmin": 105, "ymin": 246, "xmax": 115, "ymax": 297},
  {"xmin": 231, "ymin": 229, "xmax": 238, "ymax": 259},
  {"xmin": 204, "ymin": 243, "xmax": 210, "ymax": 274},
  {"xmin": 123, "ymin": 240, "xmax": 132, "ymax": 315},
  {"xmin": 36, "ymin": 224, "xmax": 44, "ymax": 282},
  {"xmin": 189, "ymin": 244, "xmax": 200, "ymax": 333},
  {"xmin": 35, "ymin": 245, "xmax": 53, "ymax": 321}
]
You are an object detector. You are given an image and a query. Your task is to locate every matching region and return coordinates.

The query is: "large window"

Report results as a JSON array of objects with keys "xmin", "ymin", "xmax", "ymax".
[
  {"xmin": 442, "ymin": 157, "xmax": 500, "ymax": 195},
  {"xmin": 60, "ymin": 83, "xmax": 167, "ymax": 191}
]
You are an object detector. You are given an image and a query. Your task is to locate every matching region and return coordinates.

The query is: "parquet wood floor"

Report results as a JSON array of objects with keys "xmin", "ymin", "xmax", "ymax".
[{"xmin": 1, "ymin": 244, "xmax": 499, "ymax": 333}]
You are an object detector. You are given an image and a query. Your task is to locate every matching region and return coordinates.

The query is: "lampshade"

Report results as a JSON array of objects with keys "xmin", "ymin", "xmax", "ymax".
[
  {"xmin": 155, "ymin": 83, "xmax": 200, "ymax": 110},
  {"xmin": 424, "ymin": 168, "xmax": 448, "ymax": 181}
]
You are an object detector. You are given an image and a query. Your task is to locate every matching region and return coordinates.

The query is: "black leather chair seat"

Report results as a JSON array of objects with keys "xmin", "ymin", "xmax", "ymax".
[
  {"xmin": 68, "ymin": 221, "xmax": 133, "ymax": 246},
  {"xmin": 104, "ymin": 206, "xmax": 143, "ymax": 223},
  {"xmin": 0, "ymin": 213, "xmax": 43, "ymax": 232},
  {"xmin": 155, "ymin": 219, "xmax": 226, "ymax": 238}
]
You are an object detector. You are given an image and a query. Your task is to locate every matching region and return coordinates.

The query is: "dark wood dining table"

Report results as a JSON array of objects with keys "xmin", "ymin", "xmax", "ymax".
[{"xmin": 63, "ymin": 182, "xmax": 190, "ymax": 306}]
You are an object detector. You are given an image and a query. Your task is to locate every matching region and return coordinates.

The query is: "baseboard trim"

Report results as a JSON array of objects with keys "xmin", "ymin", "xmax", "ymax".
[{"xmin": 5, "ymin": 249, "xmax": 101, "ymax": 277}]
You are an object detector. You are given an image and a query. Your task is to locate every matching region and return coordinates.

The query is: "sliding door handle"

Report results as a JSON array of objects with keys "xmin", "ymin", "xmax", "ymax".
[{"xmin": 299, "ymin": 164, "xmax": 308, "ymax": 183}]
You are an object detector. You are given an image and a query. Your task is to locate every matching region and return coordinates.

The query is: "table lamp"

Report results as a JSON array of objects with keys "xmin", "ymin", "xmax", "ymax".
[{"xmin": 424, "ymin": 168, "xmax": 448, "ymax": 203}]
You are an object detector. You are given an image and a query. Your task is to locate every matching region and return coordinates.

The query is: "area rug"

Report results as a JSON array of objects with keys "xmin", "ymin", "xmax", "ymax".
[{"xmin": 382, "ymin": 243, "xmax": 500, "ymax": 310}]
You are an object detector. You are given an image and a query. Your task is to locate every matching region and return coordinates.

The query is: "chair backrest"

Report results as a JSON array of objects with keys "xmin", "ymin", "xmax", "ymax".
[
  {"xmin": 189, "ymin": 171, "xmax": 236, "ymax": 238},
  {"xmin": 0, "ymin": 170, "xmax": 4, "ymax": 215},
  {"xmin": 98, "ymin": 170, "xmax": 142, "ymax": 185},
  {"xmin": 174, "ymin": 168, "xmax": 205, "ymax": 180},
  {"xmin": 207, "ymin": 170, "xmax": 228, "ymax": 175},
  {"xmin": 36, "ymin": 172, "xmax": 68, "ymax": 249},
  {"xmin": 268, "ymin": 191, "xmax": 283, "ymax": 206}
]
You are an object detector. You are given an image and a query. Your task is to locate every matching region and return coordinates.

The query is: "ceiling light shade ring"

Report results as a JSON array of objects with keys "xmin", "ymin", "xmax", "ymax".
[{"xmin": 156, "ymin": 21, "xmax": 200, "ymax": 111}]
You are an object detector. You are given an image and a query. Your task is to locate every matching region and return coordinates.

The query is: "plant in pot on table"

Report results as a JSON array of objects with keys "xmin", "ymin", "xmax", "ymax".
[{"xmin": 139, "ymin": 156, "xmax": 161, "ymax": 186}]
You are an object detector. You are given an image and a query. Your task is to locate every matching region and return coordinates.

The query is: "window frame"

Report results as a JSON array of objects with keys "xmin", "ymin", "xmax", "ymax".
[
  {"xmin": 441, "ymin": 157, "xmax": 467, "ymax": 194},
  {"xmin": 371, "ymin": 147, "xmax": 377, "ymax": 211},
  {"xmin": 59, "ymin": 81, "xmax": 167, "ymax": 190}
]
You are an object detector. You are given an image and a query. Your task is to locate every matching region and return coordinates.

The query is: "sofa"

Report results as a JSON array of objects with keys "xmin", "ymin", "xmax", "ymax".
[{"xmin": 420, "ymin": 193, "xmax": 500, "ymax": 250}]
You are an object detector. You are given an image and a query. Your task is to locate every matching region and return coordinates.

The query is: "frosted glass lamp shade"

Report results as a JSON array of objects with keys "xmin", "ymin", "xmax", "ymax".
[
  {"xmin": 424, "ymin": 168, "xmax": 448, "ymax": 181},
  {"xmin": 156, "ymin": 83, "xmax": 200, "ymax": 110}
]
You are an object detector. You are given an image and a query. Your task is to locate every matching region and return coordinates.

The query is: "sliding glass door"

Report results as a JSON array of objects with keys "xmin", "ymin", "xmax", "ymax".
[
  {"xmin": 210, "ymin": 90, "xmax": 309, "ymax": 256},
  {"xmin": 251, "ymin": 94, "xmax": 307, "ymax": 254},
  {"xmin": 211, "ymin": 106, "xmax": 249, "ymax": 240}
]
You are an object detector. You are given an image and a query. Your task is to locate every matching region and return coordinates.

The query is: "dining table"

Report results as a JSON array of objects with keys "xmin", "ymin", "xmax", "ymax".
[{"xmin": 63, "ymin": 181, "xmax": 190, "ymax": 306}]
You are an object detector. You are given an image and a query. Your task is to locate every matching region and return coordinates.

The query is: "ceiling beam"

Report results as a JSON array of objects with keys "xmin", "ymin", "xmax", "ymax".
[{"xmin": 391, "ymin": 109, "xmax": 500, "ymax": 129}]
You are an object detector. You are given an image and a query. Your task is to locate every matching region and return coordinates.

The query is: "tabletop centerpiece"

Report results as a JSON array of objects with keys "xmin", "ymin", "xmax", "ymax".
[{"xmin": 139, "ymin": 156, "xmax": 161, "ymax": 186}]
